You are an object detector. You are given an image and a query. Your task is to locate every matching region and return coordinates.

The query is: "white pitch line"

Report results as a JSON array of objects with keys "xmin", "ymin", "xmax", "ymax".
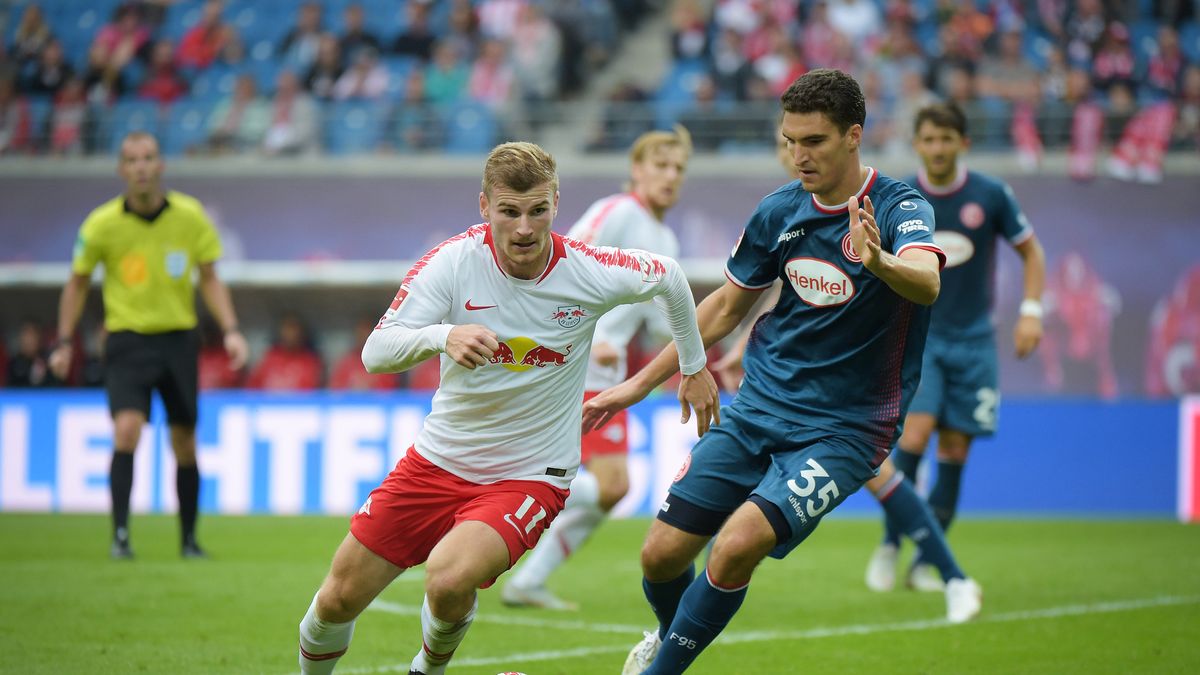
[
  {"xmin": 369, "ymin": 599, "xmax": 647, "ymax": 634},
  {"xmin": 338, "ymin": 594, "xmax": 1200, "ymax": 674}
]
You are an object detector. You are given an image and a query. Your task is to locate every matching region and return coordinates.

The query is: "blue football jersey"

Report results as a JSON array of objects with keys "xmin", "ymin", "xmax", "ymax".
[
  {"xmin": 727, "ymin": 168, "xmax": 945, "ymax": 452},
  {"xmin": 904, "ymin": 167, "xmax": 1033, "ymax": 341}
]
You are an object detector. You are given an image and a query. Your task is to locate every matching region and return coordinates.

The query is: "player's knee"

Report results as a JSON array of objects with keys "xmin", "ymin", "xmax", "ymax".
[
  {"xmin": 112, "ymin": 421, "xmax": 142, "ymax": 450},
  {"xmin": 936, "ymin": 444, "xmax": 969, "ymax": 463},
  {"xmin": 423, "ymin": 563, "xmax": 474, "ymax": 605},
  {"xmin": 640, "ymin": 538, "xmax": 690, "ymax": 581},
  {"xmin": 708, "ymin": 530, "xmax": 771, "ymax": 581},
  {"xmin": 315, "ymin": 584, "xmax": 361, "ymax": 623},
  {"xmin": 897, "ymin": 429, "xmax": 931, "ymax": 454}
]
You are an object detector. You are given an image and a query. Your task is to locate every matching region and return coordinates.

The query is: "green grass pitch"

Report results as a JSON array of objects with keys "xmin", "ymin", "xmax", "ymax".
[{"xmin": 2, "ymin": 514, "xmax": 1198, "ymax": 674}]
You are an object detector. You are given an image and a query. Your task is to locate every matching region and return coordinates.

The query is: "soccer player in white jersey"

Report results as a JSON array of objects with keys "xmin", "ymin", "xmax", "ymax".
[
  {"xmin": 295, "ymin": 142, "xmax": 719, "ymax": 675},
  {"xmin": 503, "ymin": 126, "xmax": 693, "ymax": 611}
]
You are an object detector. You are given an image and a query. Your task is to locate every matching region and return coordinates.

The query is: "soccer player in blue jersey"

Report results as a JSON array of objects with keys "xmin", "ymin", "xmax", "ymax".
[
  {"xmin": 583, "ymin": 69, "xmax": 980, "ymax": 675},
  {"xmin": 865, "ymin": 102, "xmax": 1046, "ymax": 593}
]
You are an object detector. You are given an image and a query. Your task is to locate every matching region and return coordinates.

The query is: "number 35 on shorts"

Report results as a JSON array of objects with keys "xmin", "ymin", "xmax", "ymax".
[{"xmin": 786, "ymin": 458, "xmax": 840, "ymax": 519}]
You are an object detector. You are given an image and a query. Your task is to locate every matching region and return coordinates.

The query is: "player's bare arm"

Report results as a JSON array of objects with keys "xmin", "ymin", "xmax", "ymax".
[
  {"xmin": 582, "ymin": 281, "xmax": 760, "ymax": 434},
  {"xmin": 444, "ymin": 324, "xmax": 499, "ymax": 369},
  {"xmin": 197, "ymin": 262, "xmax": 248, "ymax": 369},
  {"xmin": 850, "ymin": 195, "xmax": 941, "ymax": 305},
  {"xmin": 49, "ymin": 272, "xmax": 92, "ymax": 380},
  {"xmin": 1012, "ymin": 235, "xmax": 1046, "ymax": 359}
]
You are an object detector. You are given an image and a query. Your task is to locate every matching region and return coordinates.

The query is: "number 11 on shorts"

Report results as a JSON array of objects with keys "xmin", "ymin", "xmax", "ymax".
[{"xmin": 505, "ymin": 495, "xmax": 547, "ymax": 534}]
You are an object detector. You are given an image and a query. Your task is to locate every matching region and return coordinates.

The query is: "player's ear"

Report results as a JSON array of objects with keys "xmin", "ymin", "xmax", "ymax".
[
  {"xmin": 478, "ymin": 191, "xmax": 488, "ymax": 220},
  {"xmin": 847, "ymin": 124, "xmax": 862, "ymax": 152}
]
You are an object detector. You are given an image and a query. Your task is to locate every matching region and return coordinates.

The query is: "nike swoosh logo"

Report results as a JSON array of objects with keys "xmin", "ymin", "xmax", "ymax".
[{"xmin": 465, "ymin": 300, "xmax": 498, "ymax": 311}]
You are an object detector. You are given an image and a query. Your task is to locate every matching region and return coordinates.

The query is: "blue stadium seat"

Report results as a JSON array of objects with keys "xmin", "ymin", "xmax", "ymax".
[
  {"xmin": 26, "ymin": 97, "xmax": 52, "ymax": 148},
  {"xmin": 1130, "ymin": 20, "xmax": 1160, "ymax": 70},
  {"xmin": 654, "ymin": 59, "xmax": 708, "ymax": 129},
  {"xmin": 1181, "ymin": 22, "xmax": 1200, "ymax": 63},
  {"xmin": 243, "ymin": 58, "xmax": 284, "ymax": 95},
  {"xmin": 442, "ymin": 103, "xmax": 498, "ymax": 155},
  {"xmin": 324, "ymin": 100, "xmax": 388, "ymax": 155},
  {"xmin": 104, "ymin": 100, "xmax": 161, "ymax": 154},
  {"xmin": 190, "ymin": 64, "xmax": 240, "ymax": 102},
  {"xmin": 382, "ymin": 56, "xmax": 419, "ymax": 100},
  {"xmin": 162, "ymin": 98, "xmax": 217, "ymax": 156},
  {"xmin": 161, "ymin": 0, "xmax": 206, "ymax": 43}
]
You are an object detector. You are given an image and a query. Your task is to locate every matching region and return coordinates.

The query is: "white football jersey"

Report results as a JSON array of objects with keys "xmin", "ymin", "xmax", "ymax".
[
  {"xmin": 566, "ymin": 193, "xmax": 681, "ymax": 390},
  {"xmin": 363, "ymin": 223, "xmax": 705, "ymax": 489}
]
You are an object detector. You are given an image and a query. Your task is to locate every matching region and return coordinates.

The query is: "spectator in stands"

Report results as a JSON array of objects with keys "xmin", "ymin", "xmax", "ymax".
[
  {"xmin": 218, "ymin": 24, "xmax": 245, "ymax": 65},
  {"xmin": 1103, "ymin": 24, "xmax": 1180, "ymax": 184},
  {"xmin": 7, "ymin": 319, "xmax": 58, "ymax": 388},
  {"xmin": 177, "ymin": 0, "xmax": 232, "ymax": 71},
  {"xmin": 670, "ymin": 0, "xmax": 709, "ymax": 62},
  {"xmin": 977, "ymin": 29, "xmax": 1044, "ymax": 157},
  {"xmin": 751, "ymin": 24, "xmax": 805, "ymax": 97},
  {"xmin": 468, "ymin": 39, "xmax": 513, "ymax": 111},
  {"xmin": 304, "ymin": 33, "xmax": 343, "ymax": 100},
  {"xmin": 444, "ymin": 0, "xmax": 482, "ymax": 59},
  {"xmin": 886, "ymin": 68, "xmax": 938, "ymax": 157},
  {"xmin": 1144, "ymin": 25, "xmax": 1185, "ymax": 103},
  {"xmin": 332, "ymin": 46, "xmax": 388, "ymax": 100},
  {"xmin": 138, "ymin": 39, "xmax": 188, "ymax": 104},
  {"xmin": 22, "ymin": 38, "xmax": 73, "ymax": 97},
  {"xmin": 393, "ymin": 1, "xmax": 437, "ymax": 62},
  {"xmin": 478, "ymin": 0, "xmax": 526, "ymax": 41},
  {"xmin": 49, "ymin": 76, "xmax": 87, "ymax": 156},
  {"xmin": 0, "ymin": 73, "xmax": 34, "ymax": 155},
  {"xmin": 1153, "ymin": 0, "xmax": 1194, "ymax": 23},
  {"xmin": 510, "ymin": 3, "xmax": 562, "ymax": 106},
  {"xmin": 708, "ymin": 27, "xmax": 753, "ymax": 100},
  {"xmin": 197, "ymin": 321, "xmax": 242, "ymax": 390},
  {"xmin": 83, "ymin": 41, "xmax": 128, "ymax": 105},
  {"xmin": 10, "ymin": 3, "xmax": 53, "ymax": 67},
  {"xmin": 92, "ymin": 4, "xmax": 151, "ymax": 67},
  {"xmin": 329, "ymin": 317, "xmax": 398, "ymax": 390},
  {"xmin": 262, "ymin": 70, "xmax": 318, "ymax": 156},
  {"xmin": 424, "ymin": 40, "xmax": 470, "ymax": 104},
  {"xmin": 280, "ymin": 1, "xmax": 323, "ymax": 73},
  {"xmin": 207, "ymin": 73, "xmax": 269, "ymax": 153},
  {"xmin": 338, "ymin": 3, "xmax": 382, "ymax": 66},
  {"xmin": 391, "ymin": 69, "xmax": 442, "ymax": 151},
  {"xmin": 1090, "ymin": 22, "xmax": 1135, "ymax": 95},
  {"xmin": 1174, "ymin": 64, "xmax": 1200, "ymax": 150},
  {"xmin": 800, "ymin": 1, "xmax": 835, "ymax": 68},
  {"xmin": 1065, "ymin": 0, "xmax": 1110, "ymax": 66},
  {"xmin": 246, "ymin": 312, "xmax": 323, "ymax": 390},
  {"xmin": 827, "ymin": 0, "xmax": 883, "ymax": 45}
]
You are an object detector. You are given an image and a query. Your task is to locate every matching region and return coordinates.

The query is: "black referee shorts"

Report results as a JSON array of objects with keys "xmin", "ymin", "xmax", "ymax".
[{"xmin": 104, "ymin": 329, "xmax": 200, "ymax": 427}]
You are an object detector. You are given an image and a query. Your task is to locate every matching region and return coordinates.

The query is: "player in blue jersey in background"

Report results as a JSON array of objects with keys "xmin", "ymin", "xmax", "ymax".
[
  {"xmin": 865, "ymin": 102, "xmax": 1046, "ymax": 594},
  {"xmin": 583, "ymin": 69, "xmax": 980, "ymax": 675}
]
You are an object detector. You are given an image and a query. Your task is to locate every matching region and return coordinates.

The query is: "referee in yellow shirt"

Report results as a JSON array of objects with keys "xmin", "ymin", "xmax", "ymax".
[{"xmin": 49, "ymin": 131, "xmax": 249, "ymax": 559}]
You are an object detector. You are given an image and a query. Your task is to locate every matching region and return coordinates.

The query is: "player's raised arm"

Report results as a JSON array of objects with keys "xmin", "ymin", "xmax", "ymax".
[
  {"xmin": 583, "ymin": 275, "xmax": 763, "ymax": 436},
  {"xmin": 851, "ymin": 195, "xmax": 942, "ymax": 305},
  {"xmin": 362, "ymin": 239, "xmax": 467, "ymax": 373}
]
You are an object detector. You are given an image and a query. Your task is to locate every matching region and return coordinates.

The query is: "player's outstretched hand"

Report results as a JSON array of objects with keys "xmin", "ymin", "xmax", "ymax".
[
  {"xmin": 679, "ymin": 369, "xmax": 721, "ymax": 437},
  {"xmin": 224, "ymin": 329, "xmax": 250, "ymax": 370},
  {"xmin": 1013, "ymin": 315, "xmax": 1042, "ymax": 359},
  {"xmin": 446, "ymin": 324, "xmax": 499, "ymax": 369},
  {"xmin": 582, "ymin": 379, "xmax": 649, "ymax": 434},
  {"xmin": 848, "ymin": 195, "xmax": 882, "ymax": 271}
]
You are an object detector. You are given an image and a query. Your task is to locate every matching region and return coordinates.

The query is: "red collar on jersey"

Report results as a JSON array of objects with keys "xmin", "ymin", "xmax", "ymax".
[{"xmin": 483, "ymin": 224, "xmax": 567, "ymax": 284}]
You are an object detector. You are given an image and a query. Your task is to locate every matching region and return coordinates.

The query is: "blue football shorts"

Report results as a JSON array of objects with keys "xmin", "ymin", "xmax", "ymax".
[
  {"xmin": 908, "ymin": 334, "xmax": 1000, "ymax": 437},
  {"xmin": 661, "ymin": 403, "xmax": 878, "ymax": 559}
]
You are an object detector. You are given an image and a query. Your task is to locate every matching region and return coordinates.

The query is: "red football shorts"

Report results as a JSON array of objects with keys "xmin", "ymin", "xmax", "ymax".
[
  {"xmin": 581, "ymin": 390, "xmax": 629, "ymax": 462},
  {"xmin": 350, "ymin": 446, "xmax": 568, "ymax": 586}
]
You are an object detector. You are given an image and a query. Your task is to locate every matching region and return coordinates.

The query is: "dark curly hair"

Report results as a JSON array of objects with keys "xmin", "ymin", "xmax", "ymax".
[
  {"xmin": 913, "ymin": 102, "xmax": 968, "ymax": 138},
  {"xmin": 779, "ymin": 69, "xmax": 866, "ymax": 134}
]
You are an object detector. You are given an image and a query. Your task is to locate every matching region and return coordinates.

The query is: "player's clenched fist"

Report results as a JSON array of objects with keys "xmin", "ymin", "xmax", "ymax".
[{"xmin": 446, "ymin": 324, "xmax": 499, "ymax": 369}]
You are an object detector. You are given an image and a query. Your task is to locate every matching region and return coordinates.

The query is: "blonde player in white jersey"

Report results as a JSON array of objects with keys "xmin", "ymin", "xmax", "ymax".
[
  {"xmin": 296, "ymin": 142, "xmax": 719, "ymax": 675},
  {"xmin": 502, "ymin": 127, "xmax": 694, "ymax": 611}
]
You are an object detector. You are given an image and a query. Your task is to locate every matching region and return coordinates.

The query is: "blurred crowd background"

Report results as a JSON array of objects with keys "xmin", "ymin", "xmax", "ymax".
[
  {"xmin": 2, "ymin": 0, "xmax": 1199, "ymax": 399},
  {"xmin": 0, "ymin": 0, "xmax": 1197, "ymax": 170}
]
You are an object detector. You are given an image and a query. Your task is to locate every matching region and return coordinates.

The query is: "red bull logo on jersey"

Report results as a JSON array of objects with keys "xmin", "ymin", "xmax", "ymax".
[
  {"xmin": 548, "ymin": 305, "xmax": 588, "ymax": 328},
  {"xmin": 488, "ymin": 336, "xmax": 572, "ymax": 372},
  {"xmin": 933, "ymin": 231, "xmax": 975, "ymax": 269},
  {"xmin": 785, "ymin": 258, "xmax": 856, "ymax": 307}
]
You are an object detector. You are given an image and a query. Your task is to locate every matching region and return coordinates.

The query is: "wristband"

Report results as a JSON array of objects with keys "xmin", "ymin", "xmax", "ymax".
[{"xmin": 1019, "ymin": 299, "xmax": 1043, "ymax": 319}]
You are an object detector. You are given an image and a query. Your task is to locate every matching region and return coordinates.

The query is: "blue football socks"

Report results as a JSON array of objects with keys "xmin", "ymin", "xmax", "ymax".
[
  {"xmin": 929, "ymin": 460, "xmax": 965, "ymax": 532},
  {"xmin": 880, "ymin": 478, "xmax": 964, "ymax": 581},
  {"xmin": 644, "ymin": 570, "xmax": 748, "ymax": 674},
  {"xmin": 882, "ymin": 448, "xmax": 923, "ymax": 546},
  {"xmin": 643, "ymin": 564, "xmax": 695, "ymax": 641}
]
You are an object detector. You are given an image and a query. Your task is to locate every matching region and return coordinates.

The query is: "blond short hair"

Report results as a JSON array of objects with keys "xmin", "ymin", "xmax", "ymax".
[
  {"xmin": 629, "ymin": 125, "xmax": 693, "ymax": 165},
  {"xmin": 482, "ymin": 142, "xmax": 558, "ymax": 195}
]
